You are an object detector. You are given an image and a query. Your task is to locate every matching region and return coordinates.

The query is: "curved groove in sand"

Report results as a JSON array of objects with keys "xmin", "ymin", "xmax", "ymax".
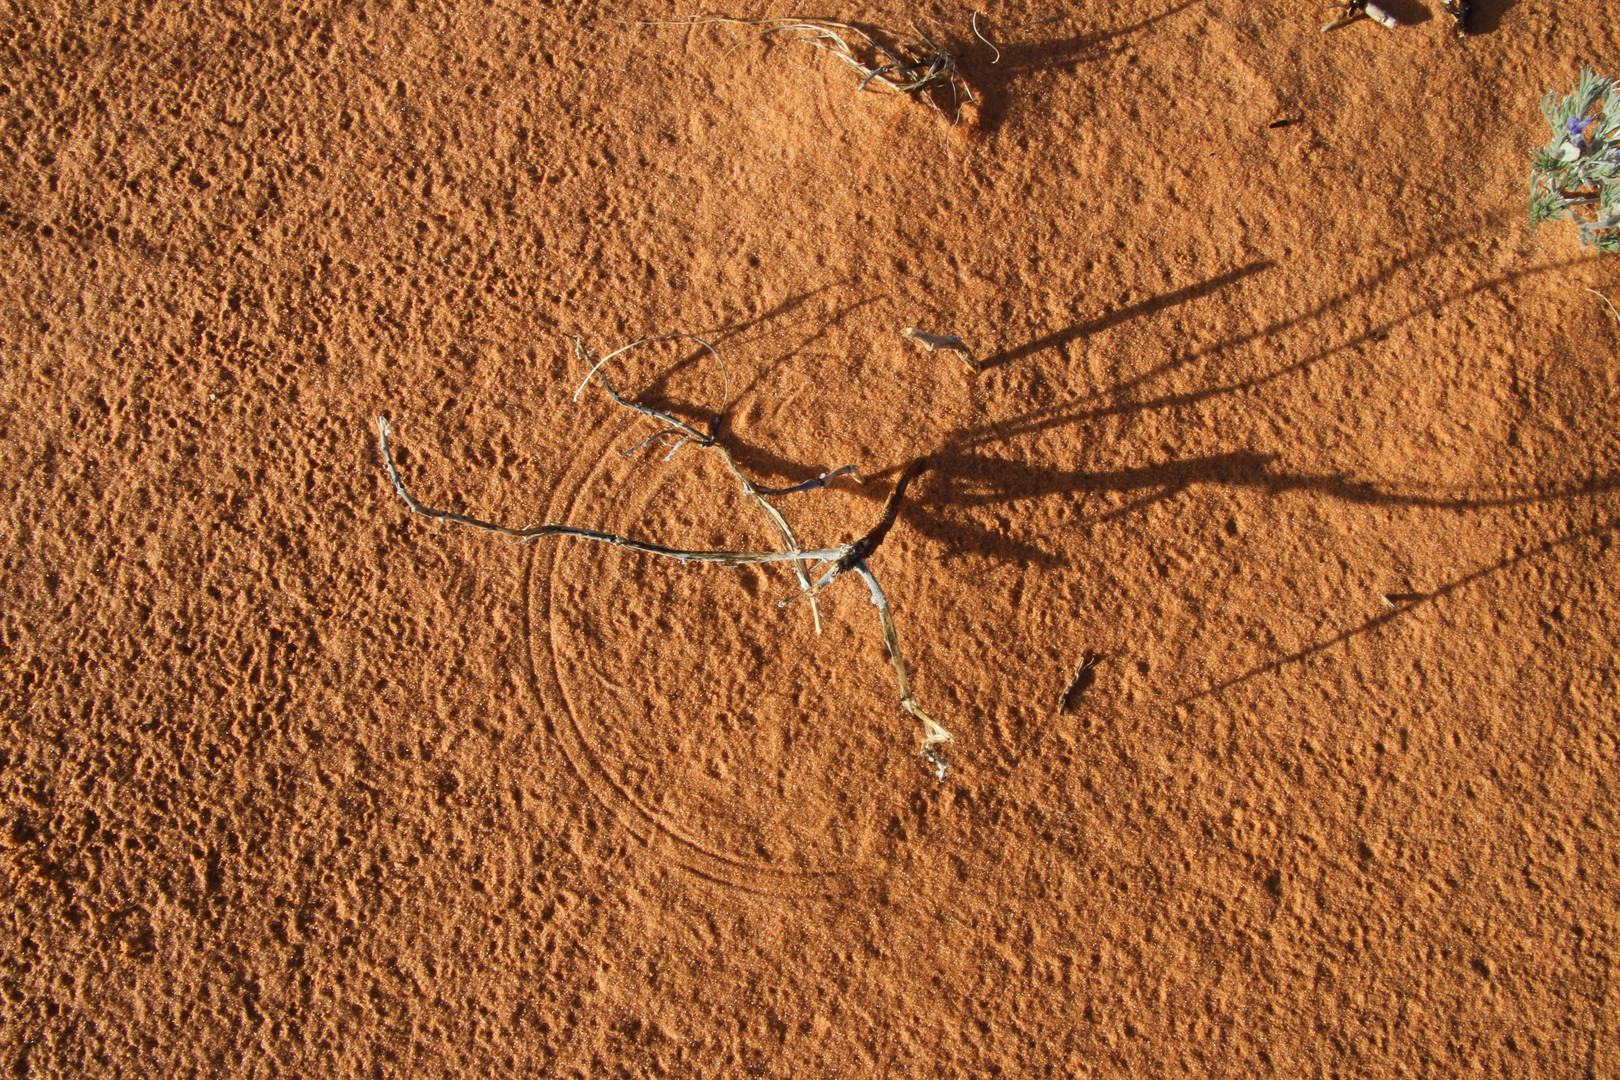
[{"xmin": 520, "ymin": 410, "xmax": 866, "ymax": 895}]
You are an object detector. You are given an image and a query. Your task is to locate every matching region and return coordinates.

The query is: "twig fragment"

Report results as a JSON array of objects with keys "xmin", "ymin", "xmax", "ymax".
[
  {"xmin": 1059, "ymin": 651, "xmax": 1102, "ymax": 713},
  {"xmin": 1322, "ymin": 0, "xmax": 1397, "ymax": 31},
  {"xmin": 970, "ymin": 11, "xmax": 1000, "ymax": 64},
  {"xmin": 778, "ymin": 459, "xmax": 925, "ymax": 606},
  {"xmin": 901, "ymin": 326, "xmax": 979, "ymax": 371},
  {"xmin": 710, "ymin": 441, "xmax": 829, "ymax": 635},
  {"xmin": 856, "ymin": 562, "xmax": 953, "ymax": 779},
  {"xmin": 764, "ymin": 457, "xmax": 953, "ymax": 775},
  {"xmin": 573, "ymin": 333, "xmax": 728, "ymax": 419},
  {"xmin": 379, "ymin": 417, "xmax": 845, "ymax": 564},
  {"xmin": 573, "ymin": 335, "xmax": 826, "ymax": 633},
  {"xmin": 665, "ymin": 15, "xmax": 976, "ymax": 124},
  {"xmin": 1587, "ymin": 287, "xmax": 1620, "ymax": 329},
  {"xmin": 751, "ymin": 465, "xmax": 861, "ymax": 497}
]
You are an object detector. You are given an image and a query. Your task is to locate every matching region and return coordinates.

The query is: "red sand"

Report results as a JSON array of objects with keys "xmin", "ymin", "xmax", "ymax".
[{"xmin": 4, "ymin": 0, "xmax": 1619, "ymax": 1075}]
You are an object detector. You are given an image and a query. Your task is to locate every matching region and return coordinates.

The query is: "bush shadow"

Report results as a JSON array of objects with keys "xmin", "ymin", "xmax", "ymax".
[{"xmin": 956, "ymin": 0, "xmax": 1204, "ymax": 133}]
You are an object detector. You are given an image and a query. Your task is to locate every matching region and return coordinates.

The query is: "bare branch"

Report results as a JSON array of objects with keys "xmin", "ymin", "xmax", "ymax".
[
  {"xmin": 379, "ymin": 335, "xmax": 952, "ymax": 778},
  {"xmin": 750, "ymin": 465, "xmax": 860, "ymax": 497},
  {"xmin": 710, "ymin": 444, "xmax": 829, "ymax": 635},
  {"xmin": 574, "ymin": 337, "xmax": 719, "ymax": 446},
  {"xmin": 377, "ymin": 417, "xmax": 842, "ymax": 565},
  {"xmin": 572, "ymin": 333, "xmax": 728, "ymax": 414},
  {"xmin": 572, "ymin": 335, "xmax": 830, "ymax": 633},
  {"xmin": 854, "ymin": 562, "xmax": 953, "ymax": 759}
]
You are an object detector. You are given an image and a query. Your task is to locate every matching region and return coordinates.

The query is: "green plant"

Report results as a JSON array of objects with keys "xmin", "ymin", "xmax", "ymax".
[{"xmin": 1529, "ymin": 67, "xmax": 1620, "ymax": 252}]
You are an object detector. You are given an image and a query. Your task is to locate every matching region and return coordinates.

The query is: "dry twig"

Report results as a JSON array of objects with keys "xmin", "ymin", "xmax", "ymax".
[
  {"xmin": 1588, "ymin": 287, "xmax": 1620, "ymax": 330},
  {"xmin": 1059, "ymin": 651, "xmax": 1101, "ymax": 713},
  {"xmin": 901, "ymin": 326, "xmax": 979, "ymax": 371},
  {"xmin": 665, "ymin": 15, "xmax": 977, "ymax": 124},
  {"xmin": 378, "ymin": 336, "xmax": 952, "ymax": 774}
]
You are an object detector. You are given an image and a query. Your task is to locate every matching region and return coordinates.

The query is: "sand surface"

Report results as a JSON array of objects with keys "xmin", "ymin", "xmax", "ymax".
[{"xmin": 4, "ymin": 0, "xmax": 1620, "ymax": 1075}]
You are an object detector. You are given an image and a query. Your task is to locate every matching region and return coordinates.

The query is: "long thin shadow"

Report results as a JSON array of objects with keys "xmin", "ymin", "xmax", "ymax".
[
  {"xmin": 963, "ymin": 0, "xmax": 1203, "ymax": 131},
  {"xmin": 920, "ymin": 450, "xmax": 1269, "ymax": 513},
  {"xmin": 625, "ymin": 288, "xmax": 880, "ymax": 432},
  {"xmin": 729, "ymin": 294, "xmax": 886, "ymax": 406},
  {"xmin": 950, "ymin": 220, "xmax": 1505, "ymax": 453},
  {"xmin": 1178, "ymin": 514, "xmax": 1620, "ymax": 706},
  {"xmin": 979, "ymin": 260, "xmax": 1275, "ymax": 371},
  {"xmin": 904, "ymin": 506, "xmax": 1069, "ymax": 568},
  {"xmin": 928, "ymin": 451, "xmax": 1620, "ymax": 513},
  {"xmin": 901, "ymin": 450, "xmax": 1620, "ymax": 562},
  {"xmin": 952, "ymin": 248, "xmax": 1597, "ymax": 454},
  {"xmin": 957, "ymin": 220, "xmax": 1503, "ymax": 447},
  {"xmin": 845, "ymin": 225, "xmax": 1603, "ymax": 567},
  {"xmin": 709, "ymin": 285, "xmax": 834, "ymax": 348},
  {"xmin": 641, "ymin": 294, "xmax": 889, "ymax": 475},
  {"xmin": 634, "ymin": 285, "xmax": 834, "ymax": 403}
]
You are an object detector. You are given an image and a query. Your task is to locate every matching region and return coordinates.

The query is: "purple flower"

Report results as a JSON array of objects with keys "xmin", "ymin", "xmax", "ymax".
[{"xmin": 1568, "ymin": 114, "xmax": 1591, "ymax": 154}]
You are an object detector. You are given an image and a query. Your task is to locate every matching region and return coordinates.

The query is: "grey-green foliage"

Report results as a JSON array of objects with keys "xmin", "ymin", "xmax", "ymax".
[{"xmin": 1530, "ymin": 66, "xmax": 1620, "ymax": 252}]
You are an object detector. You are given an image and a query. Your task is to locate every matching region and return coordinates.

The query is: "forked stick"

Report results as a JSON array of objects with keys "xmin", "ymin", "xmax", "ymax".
[
  {"xmin": 572, "ymin": 336, "xmax": 828, "ymax": 634},
  {"xmin": 769, "ymin": 458, "xmax": 952, "ymax": 777},
  {"xmin": 377, "ymin": 338, "xmax": 952, "ymax": 773},
  {"xmin": 378, "ymin": 417, "xmax": 844, "ymax": 564}
]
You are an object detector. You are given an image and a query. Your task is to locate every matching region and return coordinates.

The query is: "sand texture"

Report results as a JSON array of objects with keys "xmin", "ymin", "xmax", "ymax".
[{"xmin": 4, "ymin": 0, "xmax": 1620, "ymax": 1075}]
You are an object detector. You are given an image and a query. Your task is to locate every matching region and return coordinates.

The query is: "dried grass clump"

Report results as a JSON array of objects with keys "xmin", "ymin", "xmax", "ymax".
[{"xmin": 670, "ymin": 15, "xmax": 979, "ymax": 126}]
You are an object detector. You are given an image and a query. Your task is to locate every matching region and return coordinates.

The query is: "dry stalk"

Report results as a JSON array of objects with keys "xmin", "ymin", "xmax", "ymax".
[
  {"xmin": 667, "ymin": 15, "xmax": 977, "ymax": 124},
  {"xmin": 901, "ymin": 326, "xmax": 979, "ymax": 371},
  {"xmin": 1059, "ymin": 651, "xmax": 1101, "ymax": 714},
  {"xmin": 378, "ymin": 336, "xmax": 952, "ymax": 775},
  {"xmin": 1588, "ymin": 287, "xmax": 1620, "ymax": 330}
]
